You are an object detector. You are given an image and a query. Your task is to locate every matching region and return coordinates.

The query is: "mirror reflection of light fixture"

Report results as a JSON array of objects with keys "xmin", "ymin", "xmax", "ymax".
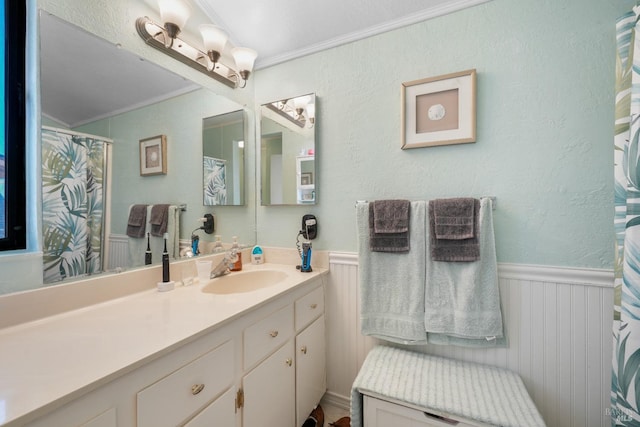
[
  {"xmin": 306, "ymin": 103, "xmax": 315, "ymax": 128},
  {"xmin": 266, "ymin": 94, "xmax": 315, "ymax": 128},
  {"xmin": 135, "ymin": 0, "xmax": 257, "ymax": 88}
]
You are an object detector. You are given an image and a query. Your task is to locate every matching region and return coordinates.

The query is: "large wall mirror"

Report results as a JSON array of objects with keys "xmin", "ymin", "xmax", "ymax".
[
  {"xmin": 33, "ymin": 11, "xmax": 256, "ymax": 291},
  {"xmin": 260, "ymin": 93, "xmax": 316, "ymax": 205},
  {"xmin": 202, "ymin": 111, "xmax": 245, "ymax": 206}
]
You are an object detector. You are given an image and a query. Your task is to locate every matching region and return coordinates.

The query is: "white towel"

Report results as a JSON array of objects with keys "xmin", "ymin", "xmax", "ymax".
[
  {"xmin": 356, "ymin": 201, "xmax": 427, "ymax": 344},
  {"xmin": 127, "ymin": 205, "xmax": 180, "ymax": 268},
  {"xmin": 424, "ymin": 198, "xmax": 504, "ymax": 344}
]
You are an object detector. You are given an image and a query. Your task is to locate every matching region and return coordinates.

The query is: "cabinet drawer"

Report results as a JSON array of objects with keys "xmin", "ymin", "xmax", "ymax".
[
  {"xmin": 295, "ymin": 285, "xmax": 324, "ymax": 331},
  {"xmin": 137, "ymin": 340, "xmax": 234, "ymax": 427},
  {"xmin": 244, "ymin": 304, "xmax": 293, "ymax": 369},
  {"xmin": 184, "ymin": 387, "xmax": 236, "ymax": 427},
  {"xmin": 363, "ymin": 395, "xmax": 479, "ymax": 427}
]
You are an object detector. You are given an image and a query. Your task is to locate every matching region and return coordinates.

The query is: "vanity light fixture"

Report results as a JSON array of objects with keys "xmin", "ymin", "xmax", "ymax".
[
  {"xmin": 136, "ymin": 0, "xmax": 257, "ymax": 88},
  {"xmin": 157, "ymin": 0, "xmax": 191, "ymax": 46}
]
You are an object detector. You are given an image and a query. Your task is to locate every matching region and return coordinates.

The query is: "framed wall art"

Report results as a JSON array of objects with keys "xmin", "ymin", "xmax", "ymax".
[
  {"xmin": 401, "ymin": 69, "xmax": 476, "ymax": 149},
  {"xmin": 139, "ymin": 135, "xmax": 167, "ymax": 176}
]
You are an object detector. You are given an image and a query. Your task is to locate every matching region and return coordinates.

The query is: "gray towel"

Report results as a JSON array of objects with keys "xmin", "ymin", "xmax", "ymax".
[
  {"xmin": 126, "ymin": 204, "xmax": 148, "ymax": 238},
  {"xmin": 373, "ymin": 199, "xmax": 410, "ymax": 233},
  {"xmin": 150, "ymin": 204, "xmax": 169, "ymax": 237},
  {"xmin": 433, "ymin": 197, "xmax": 476, "ymax": 239},
  {"xmin": 429, "ymin": 198, "xmax": 480, "ymax": 261},
  {"xmin": 369, "ymin": 200, "xmax": 410, "ymax": 252}
]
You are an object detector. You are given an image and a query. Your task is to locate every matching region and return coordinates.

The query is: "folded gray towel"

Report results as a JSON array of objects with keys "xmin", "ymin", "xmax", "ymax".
[
  {"xmin": 369, "ymin": 200, "xmax": 410, "ymax": 252},
  {"xmin": 433, "ymin": 197, "xmax": 476, "ymax": 239},
  {"xmin": 126, "ymin": 204, "xmax": 148, "ymax": 238},
  {"xmin": 429, "ymin": 198, "xmax": 480, "ymax": 261},
  {"xmin": 373, "ymin": 199, "xmax": 410, "ymax": 233},
  {"xmin": 150, "ymin": 204, "xmax": 170, "ymax": 237}
]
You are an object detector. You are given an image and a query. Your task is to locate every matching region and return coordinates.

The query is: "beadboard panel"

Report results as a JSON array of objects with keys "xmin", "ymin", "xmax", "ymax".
[{"xmin": 325, "ymin": 252, "xmax": 614, "ymax": 427}]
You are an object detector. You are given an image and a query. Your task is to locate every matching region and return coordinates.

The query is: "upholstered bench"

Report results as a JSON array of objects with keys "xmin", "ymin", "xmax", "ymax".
[{"xmin": 351, "ymin": 346, "xmax": 545, "ymax": 427}]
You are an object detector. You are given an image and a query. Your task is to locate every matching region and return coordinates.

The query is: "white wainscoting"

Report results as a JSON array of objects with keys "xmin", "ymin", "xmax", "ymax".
[
  {"xmin": 324, "ymin": 252, "xmax": 615, "ymax": 427},
  {"xmin": 107, "ymin": 235, "xmax": 190, "ymax": 271},
  {"xmin": 107, "ymin": 234, "xmax": 129, "ymax": 270}
]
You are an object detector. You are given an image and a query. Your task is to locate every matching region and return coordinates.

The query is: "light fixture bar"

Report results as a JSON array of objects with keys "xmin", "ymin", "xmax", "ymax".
[
  {"xmin": 136, "ymin": 16, "xmax": 239, "ymax": 88},
  {"xmin": 266, "ymin": 103, "xmax": 305, "ymax": 128}
]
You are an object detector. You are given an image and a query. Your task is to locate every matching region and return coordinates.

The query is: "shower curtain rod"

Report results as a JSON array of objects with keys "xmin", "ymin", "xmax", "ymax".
[{"xmin": 42, "ymin": 125, "xmax": 114, "ymax": 144}]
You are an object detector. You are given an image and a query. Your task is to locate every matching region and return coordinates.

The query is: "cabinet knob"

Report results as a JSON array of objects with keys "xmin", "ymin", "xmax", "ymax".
[
  {"xmin": 310, "ymin": 303, "xmax": 318, "ymax": 309},
  {"xmin": 269, "ymin": 330, "xmax": 279, "ymax": 338},
  {"xmin": 285, "ymin": 358, "xmax": 293, "ymax": 367},
  {"xmin": 191, "ymin": 384, "xmax": 205, "ymax": 395},
  {"xmin": 300, "ymin": 346, "xmax": 307, "ymax": 354}
]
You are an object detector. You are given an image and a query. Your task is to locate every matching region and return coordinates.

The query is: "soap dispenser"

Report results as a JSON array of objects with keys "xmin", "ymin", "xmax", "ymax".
[
  {"xmin": 230, "ymin": 236, "xmax": 242, "ymax": 271},
  {"xmin": 213, "ymin": 235, "xmax": 224, "ymax": 253}
]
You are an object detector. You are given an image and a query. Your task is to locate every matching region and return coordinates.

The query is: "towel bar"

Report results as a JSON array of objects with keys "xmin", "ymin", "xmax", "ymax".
[{"xmin": 355, "ymin": 197, "xmax": 496, "ymax": 210}]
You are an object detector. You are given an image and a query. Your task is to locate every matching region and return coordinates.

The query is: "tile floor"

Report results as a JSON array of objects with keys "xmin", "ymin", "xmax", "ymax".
[{"xmin": 320, "ymin": 402, "xmax": 350, "ymax": 426}]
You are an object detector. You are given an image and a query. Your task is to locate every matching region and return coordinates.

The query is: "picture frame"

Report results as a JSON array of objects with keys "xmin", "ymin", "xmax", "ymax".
[
  {"xmin": 301, "ymin": 172, "xmax": 313, "ymax": 186},
  {"xmin": 139, "ymin": 135, "xmax": 167, "ymax": 176},
  {"xmin": 401, "ymin": 69, "xmax": 476, "ymax": 149}
]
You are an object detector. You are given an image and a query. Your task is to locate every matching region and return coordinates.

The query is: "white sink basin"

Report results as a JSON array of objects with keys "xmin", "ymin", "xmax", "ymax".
[{"xmin": 201, "ymin": 270, "xmax": 289, "ymax": 294}]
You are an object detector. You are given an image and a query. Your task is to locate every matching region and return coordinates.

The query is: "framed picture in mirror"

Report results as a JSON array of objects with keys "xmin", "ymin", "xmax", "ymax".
[
  {"xmin": 301, "ymin": 172, "xmax": 313, "ymax": 186},
  {"xmin": 401, "ymin": 69, "xmax": 476, "ymax": 149},
  {"xmin": 139, "ymin": 135, "xmax": 167, "ymax": 176}
]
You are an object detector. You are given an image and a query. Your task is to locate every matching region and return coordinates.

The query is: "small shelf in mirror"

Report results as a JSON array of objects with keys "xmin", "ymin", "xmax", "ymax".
[{"xmin": 296, "ymin": 155, "xmax": 315, "ymax": 204}]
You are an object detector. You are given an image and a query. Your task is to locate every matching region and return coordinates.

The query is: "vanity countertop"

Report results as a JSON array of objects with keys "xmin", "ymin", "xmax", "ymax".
[{"xmin": 0, "ymin": 262, "xmax": 327, "ymax": 427}]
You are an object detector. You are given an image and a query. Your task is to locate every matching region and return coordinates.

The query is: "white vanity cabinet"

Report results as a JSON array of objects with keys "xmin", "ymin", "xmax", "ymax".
[
  {"xmin": 294, "ymin": 285, "xmax": 326, "ymax": 427},
  {"xmin": 241, "ymin": 282, "xmax": 326, "ymax": 427},
  {"xmin": 20, "ymin": 273, "xmax": 325, "ymax": 427}
]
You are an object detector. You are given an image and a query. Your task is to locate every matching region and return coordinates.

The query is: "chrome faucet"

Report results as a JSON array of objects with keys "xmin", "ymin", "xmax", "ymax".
[{"xmin": 210, "ymin": 247, "xmax": 239, "ymax": 279}]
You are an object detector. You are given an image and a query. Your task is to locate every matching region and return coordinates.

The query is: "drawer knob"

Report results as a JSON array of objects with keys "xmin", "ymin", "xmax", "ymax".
[
  {"xmin": 310, "ymin": 303, "xmax": 318, "ymax": 309},
  {"xmin": 269, "ymin": 330, "xmax": 279, "ymax": 338},
  {"xmin": 301, "ymin": 346, "xmax": 307, "ymax": 354},
  {"xmin": 191, "ymin": 384, "xmax": 205, "ymax": 395},
  {"xmin": 286, "ymin": 358, "xmax": 293, "ymax": 367}
]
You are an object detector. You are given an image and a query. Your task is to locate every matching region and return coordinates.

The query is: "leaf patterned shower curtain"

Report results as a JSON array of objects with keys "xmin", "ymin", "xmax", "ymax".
[
  {"xmin": 41, "ymin": 128, "xmax": 107, "ymax": 284},
  {"xmin": 613, "ymin": 6, "xmax": 640, "ymax": 425}
]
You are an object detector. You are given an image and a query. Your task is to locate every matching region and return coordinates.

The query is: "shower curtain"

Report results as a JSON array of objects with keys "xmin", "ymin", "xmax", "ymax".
[
  {"xmin": 41, "ymin": 128, "xmax": 109, "ymax": 284},
  {"xmin": 612, "ymin": 6, "xmax": 640, "ymax": 425}
]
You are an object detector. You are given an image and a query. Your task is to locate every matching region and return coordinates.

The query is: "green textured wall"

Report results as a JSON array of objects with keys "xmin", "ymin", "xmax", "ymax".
[{"xmin": 255, "ymin": 0, "xmax": 634, "ymax": 268}]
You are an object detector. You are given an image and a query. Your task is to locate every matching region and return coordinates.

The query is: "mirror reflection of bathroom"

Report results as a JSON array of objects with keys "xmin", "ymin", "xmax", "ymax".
[
  {"xmin": 260, "ymin": 93, "xmax": 316, "ymax": 205},
  {"xmin": 38, "ymin": 12, "xmax": 256, "ymax": 287},
  {"xmin": 202, "ymin": 110, "xmax": 246, "ymax": 206}
]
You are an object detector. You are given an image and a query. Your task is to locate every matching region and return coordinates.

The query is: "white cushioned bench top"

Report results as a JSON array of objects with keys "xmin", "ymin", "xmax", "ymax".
[{"xmin": 351, "ymin": 346, "xmax": 546, "ymax": 427}]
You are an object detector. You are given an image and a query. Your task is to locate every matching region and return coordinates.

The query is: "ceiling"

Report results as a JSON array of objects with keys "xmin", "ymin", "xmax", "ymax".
[
  {"xmin": 40, "ymin": 0, "xmax": 489, "ymax": 128},
  {"xmin": 194, "ymin": 0, "xmax": 490, "ymax": 68}
]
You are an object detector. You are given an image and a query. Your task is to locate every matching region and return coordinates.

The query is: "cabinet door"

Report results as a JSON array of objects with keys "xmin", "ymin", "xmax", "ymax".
[
  {"xmin": 243, "ymin": 341, "xmax": 295, "ymax": 427},
  {"xmin": 184, "ymin": 388, "xmax": 236, "ymax": 427},
  {"xmin": 295, "ymin": 315, "xmax": 326, "ymax": 427}
]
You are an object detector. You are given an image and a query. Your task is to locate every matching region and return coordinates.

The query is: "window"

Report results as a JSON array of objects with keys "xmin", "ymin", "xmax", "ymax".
[{"xmin": 0, "ymin": 0, "xmax": 26, "ymax": 251}]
